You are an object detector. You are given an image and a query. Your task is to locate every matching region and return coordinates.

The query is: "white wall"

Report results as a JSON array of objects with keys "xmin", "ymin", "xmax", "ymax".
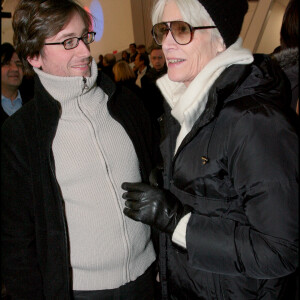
[
  {"xmin": 1, "ymin": 0, "xmax": 290, "ymax": 58},
  {"xmin": 241, "ymin": 0, "xmax": 289, "ymax": 54},
  {"xmin": 1, "ymin": 0, "xmax": 18, "ymax": 45},
  {"xmin": 256, "ymin": 1, "xmax": 286, "ymax": 53},
  {"xmin": 1, "ymin": 0, "xmax": 135, "ymax": 61},
  {"xmin": 88, "ymin": 0, "xmax": 135, "ymax": 59}
]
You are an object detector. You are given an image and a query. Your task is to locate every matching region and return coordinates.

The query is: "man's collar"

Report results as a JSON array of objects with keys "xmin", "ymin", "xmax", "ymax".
[
  {"xmin": 138, "ymin": 66, "xmax": 147, "ymax": 75},
  {"xmin": 1, "ymin": 90, "xmax": 22, "ymax": 103}
]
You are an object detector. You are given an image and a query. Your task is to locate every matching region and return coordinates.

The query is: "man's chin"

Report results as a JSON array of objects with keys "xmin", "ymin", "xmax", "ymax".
[
  {"xmin": 71, "ymin": 68, "xmax": 91, "ymax": 77},
  {"xmin": 82, "ymin": 70, "xmax": 91, "ymax": 77},
  {"xmin": 8, "ymin": 79, "xmax": 22, "ymax": 86}
]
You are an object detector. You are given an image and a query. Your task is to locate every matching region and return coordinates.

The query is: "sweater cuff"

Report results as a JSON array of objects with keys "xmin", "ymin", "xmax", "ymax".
[{"xmin": 171, "ymin": 212, "xmax": 192, "ymax": 248}]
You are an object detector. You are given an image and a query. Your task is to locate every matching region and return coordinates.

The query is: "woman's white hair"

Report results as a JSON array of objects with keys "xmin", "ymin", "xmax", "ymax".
[{"xmin": 152, "ymin": 0, "xmax": 223, "ymax": 44}]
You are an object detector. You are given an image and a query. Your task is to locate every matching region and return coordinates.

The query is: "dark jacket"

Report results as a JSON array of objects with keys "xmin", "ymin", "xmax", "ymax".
[
  {"xmin": 115, "ymin": 78, "xmax": 144, "ymax": 100},
  {"xmin": 0, "ymin": 86, "xmax": 32, "ymax": 127},
  {"xmin": 141, "ymin": 66, "xmax": 167, "ymax": 122},
  {"xmin": 273, "ymin": 47, "xmax": 299, "ymax": 112},
  {"xmin": 159, "ymin": 54, "xmax": 298, "ymax": 300},
  {"xmin": 1, "ymin": 72, "xmax": 160, "ymax": 299}
]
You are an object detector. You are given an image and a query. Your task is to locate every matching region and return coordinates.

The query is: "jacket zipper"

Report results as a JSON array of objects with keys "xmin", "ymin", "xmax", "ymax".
[
  {"xmin": 82, "ymin": 77, "xmax": 88, "ymax": 93},
  {"xmin": 75, "ymin": 90, "xmax": 131, "ymax": 282}
]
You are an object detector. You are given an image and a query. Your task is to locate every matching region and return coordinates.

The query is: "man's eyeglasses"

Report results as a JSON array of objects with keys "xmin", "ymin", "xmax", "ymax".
[
  {"xmin": 44, "ymin": 32, "xmax": 96, "ymax": 50},
  {"xmin": 151, "ymin": 21, "xmax": 216, "ymax": 46}
]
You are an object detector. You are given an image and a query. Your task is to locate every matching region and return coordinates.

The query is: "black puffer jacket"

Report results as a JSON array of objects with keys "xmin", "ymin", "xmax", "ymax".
[{"xmin": 159, "ymin": 54, "xmax": 298, "ymax": 300}]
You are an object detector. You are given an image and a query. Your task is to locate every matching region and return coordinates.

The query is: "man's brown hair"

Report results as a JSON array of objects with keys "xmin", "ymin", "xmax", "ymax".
[{"xmin": 13, "ymin": 0, "xmax": 93, "ymax": 75}]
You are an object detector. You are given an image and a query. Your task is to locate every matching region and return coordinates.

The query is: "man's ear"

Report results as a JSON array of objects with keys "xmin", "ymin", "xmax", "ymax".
[{"xmin": 27, "ymin": 55, "xmax": 41, "ymax": 68}]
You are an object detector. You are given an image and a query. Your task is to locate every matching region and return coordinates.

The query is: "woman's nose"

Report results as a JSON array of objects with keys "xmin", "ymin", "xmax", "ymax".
[{"xmin": 162, "ymin": 29, "xmax": 177, "ymax": 49}]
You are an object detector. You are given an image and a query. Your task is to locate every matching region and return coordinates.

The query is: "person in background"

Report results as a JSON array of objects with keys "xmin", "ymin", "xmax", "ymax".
[
  {"xmin": 137, "ymin": 44, "xmax": 147, "ymax": 55},
  {"xmin": 148, "ymin": 45, "xmax": 167, "ymax": 74},
  {"xmin": 1, "ymin": 0, "xmax": 160, "ymax": 299},
  {"xmin": 97, "ymin": 53, "xmax": 104, "ymax": 69},
  {"xmin": 129, "ymin": 42, "xmax": 138, "ymax": 63},
  {"xmin": 272, "ymin": 0, "xmax": 298, "ymax": 114},
  {"xmin": 141, "ymin": 45, "xmax": 167, "ymax": 127},
  {"xmin": 101, "ymin": 53, "xmax": 116, "ymax": 80},
  {"xmin": 1, "ymin": 43, "xmax": 30, "ymax": 126},
  {"xmin": 121, "ymin": 50, "xmax": 130, "ymax": 63},
  {"xmin": 134, "ymin": 52, "xmax": 150, "ymax": 88},
  {"xmin": 122, "ymin": 0, "xmax": 298, "ymax": 299},
  {"xmin": 113, "ymin": 60, "xmax": 143, "ymax": 99}
]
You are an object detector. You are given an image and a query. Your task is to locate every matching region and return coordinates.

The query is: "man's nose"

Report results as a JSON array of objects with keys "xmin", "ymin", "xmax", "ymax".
[
  {"xmin": 76, "ymin": 40, "xmax": 91, "ymax": 57},
  {"xmin": 10, "ymin": 62, "xmax": 20, "ymax": 70}
]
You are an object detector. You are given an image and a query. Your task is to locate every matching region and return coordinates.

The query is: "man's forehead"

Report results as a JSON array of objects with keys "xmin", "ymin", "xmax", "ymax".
[
  {"xmin": 151, "ymin": 49, "xmax": 163, "ymax": 55},
  {"xmin": 4, "ymin": 52, "xmax": 21, "ymax": 63},
  {"xmin": 47, "ymin": 12, "xmax": 88, "ymax": 41},
  {"xmin": 51, "ymin": 27, "xmax": 88, "ymax": 41}
]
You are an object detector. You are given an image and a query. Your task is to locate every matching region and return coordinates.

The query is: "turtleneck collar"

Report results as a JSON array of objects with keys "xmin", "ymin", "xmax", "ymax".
[{"xmin": 33, "ymin": 58, "xmax": 98, "ymax": 102}]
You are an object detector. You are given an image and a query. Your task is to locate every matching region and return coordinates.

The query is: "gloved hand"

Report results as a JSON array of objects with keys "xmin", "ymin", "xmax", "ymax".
[
  {"xmin": 121, "ymin": 182, "xmax": 191, "ymax": 234},
  {"xmin": 149, "ymin": 165, "xmax": 164, "ymax": 188}
]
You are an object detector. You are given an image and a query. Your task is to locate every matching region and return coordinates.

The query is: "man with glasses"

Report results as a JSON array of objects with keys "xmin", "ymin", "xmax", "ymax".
[
  {"xmin": 140, "ymin": 45, "xmax": 167, "ymax": 129},
  {"xmin": 1, "ymin": 1, "xmax": 159, "ymax": 299}
]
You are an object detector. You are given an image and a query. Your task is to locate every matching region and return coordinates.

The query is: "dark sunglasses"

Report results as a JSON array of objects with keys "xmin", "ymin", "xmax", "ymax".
[{"xmin": 151, "ymin": 21, "xmax": 216, "ymax": 45}]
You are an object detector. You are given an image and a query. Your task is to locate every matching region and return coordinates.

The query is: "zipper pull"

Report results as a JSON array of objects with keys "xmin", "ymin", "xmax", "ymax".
[{"xmin": 82, "ymin": 77, "xmax": 88, "ymax": 93}]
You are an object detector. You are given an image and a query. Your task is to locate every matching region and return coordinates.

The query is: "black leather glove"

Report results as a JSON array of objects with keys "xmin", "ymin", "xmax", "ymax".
[
  {"xmin": 149, "ymin": 165, "xmax": 164, "ymax": 188},
  {"xmin": 122, "ymin": 182, "xmax": 191, "ymax": 234}
]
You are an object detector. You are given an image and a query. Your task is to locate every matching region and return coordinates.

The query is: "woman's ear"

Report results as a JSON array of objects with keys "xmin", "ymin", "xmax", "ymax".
[
  {"xmin": 216, "ymin": 38, "xmax": 226, "ymax": 54},
  {"xmin": 27, "ymin": 55, "xmax": 41, "ymax": 68}
]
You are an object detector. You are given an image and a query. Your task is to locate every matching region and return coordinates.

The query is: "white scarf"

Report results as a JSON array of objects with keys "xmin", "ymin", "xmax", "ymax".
[{"xmin": 157, "ymin": 38, "xmax": 254, "ymax": 154}]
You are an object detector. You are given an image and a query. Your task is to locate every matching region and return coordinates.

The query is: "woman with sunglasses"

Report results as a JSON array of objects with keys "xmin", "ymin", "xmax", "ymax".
[{"xmin": 122, "ymin": 0, "xmax": 298, "ymax": 299}]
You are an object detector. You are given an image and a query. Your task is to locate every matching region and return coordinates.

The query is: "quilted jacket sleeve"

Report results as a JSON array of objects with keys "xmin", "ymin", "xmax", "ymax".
[{"xmin": 186, "ymin": 104, "xmax": 298, "ymax": 279}]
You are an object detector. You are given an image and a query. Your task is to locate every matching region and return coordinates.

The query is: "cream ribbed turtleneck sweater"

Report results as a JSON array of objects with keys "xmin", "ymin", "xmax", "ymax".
[{"xmin": 34, "ymin": 60, "xmax": 155, "ymax": 290}]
